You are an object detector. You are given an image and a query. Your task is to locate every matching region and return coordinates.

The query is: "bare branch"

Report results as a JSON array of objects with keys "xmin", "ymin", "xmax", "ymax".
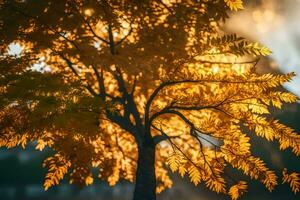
[
  {"xmin": 108, "ymin": 23, "xmax": 117, "ymax": 55},
  {"xmin": 114, "ymin": 68, "xmax": 144, "ymax": 134},
  {"xmin": 98, "ymin": 69, "xmax": 106, "ymax": 100},
  {"xmin": 130, "ymin": 75, "xmax": 138, "ymax": 95}
]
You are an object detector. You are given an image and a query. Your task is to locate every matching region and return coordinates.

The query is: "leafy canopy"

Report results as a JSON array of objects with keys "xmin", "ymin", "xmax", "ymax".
[{"xmin": 0, "ymin": 0, "xmax": 300, "ymax": 199}]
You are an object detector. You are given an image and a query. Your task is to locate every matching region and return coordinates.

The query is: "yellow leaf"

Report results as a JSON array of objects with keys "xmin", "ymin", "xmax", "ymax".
[
  {"xmin": 36, "ymin": 139, "xmax": 47, "ymax": 151},
  {"xmin": 229, "ymin": 181, "xmax": 247, "ymax": 200},
  {"xmin": 224, "ymin": 0, "xmax": 244, "ymax": 11},
  {"xmin": 178, "ymin": 165, "xmax": 187, "ymax": 177},
  {"xmin": 283, "ymin": 168, "xmax": 300, "ymax": 193},
  {"xmin": 85, "ymin": 176, "xmax": 94, "ymax": 185},
  {"xmin": 167, "ymin": 153, "xmax": 181, "ymax": 172},
  {"xmin": 188, "ymin": 165, "xmax": 201, "ymax": 185}
]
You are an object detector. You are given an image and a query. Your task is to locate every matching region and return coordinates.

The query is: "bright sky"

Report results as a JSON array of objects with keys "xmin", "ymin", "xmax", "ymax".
[
  {"xmin": 227, "ymin": 0, "xmax": 300, "ymax": 97},
  {"xmin": 8, "ymin": 43, "xmax": 22, "ymax": 56}
]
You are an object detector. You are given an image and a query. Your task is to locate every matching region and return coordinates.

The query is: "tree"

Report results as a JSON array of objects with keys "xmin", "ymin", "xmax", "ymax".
[{"xmin": 0, "ymin": 0, "xmax": 300, "ymax": 199}]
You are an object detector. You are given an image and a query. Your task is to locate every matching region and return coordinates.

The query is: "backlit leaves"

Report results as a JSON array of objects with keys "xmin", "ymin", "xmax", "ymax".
[
  {"xmin": 167, "ymin": 152, "xmax": 182, "ymax": 173},
  {"xmin": 224, "ymin": 0, "xmax": 244, "ymax": 11},
  {"xmin": 43, "ymin": 153, "xmax": 71, "ymax": 191},
  {"xmin": 203, "ymin": 34, "xmax": 271, "ymax": 57},
  {"xmin": 229, "ymin": 181, "xmax": 247, "ymax": 200},
  {"xmin": 0, "ymin": 0, "xmax": 299, "ymax": 199},
  {"xmin": 188, "ymin": 165, "xmax": 202, "ymax": 186},
  {"xmin": 230, "ymin": 41, "xmax": 272, "ymax": 56},
  {"xmin": 282, "ymin": 168, "xmax": 300, "ymax": 193},
  {"xmin": 162, "ymin": 66, "xmax": 298, "ymax": 197}
]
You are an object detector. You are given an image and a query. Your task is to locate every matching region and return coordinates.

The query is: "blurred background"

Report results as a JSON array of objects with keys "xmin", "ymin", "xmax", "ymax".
[{"xmin": 1, "ymin": 0, "xmax": 300, "ymax": 199}]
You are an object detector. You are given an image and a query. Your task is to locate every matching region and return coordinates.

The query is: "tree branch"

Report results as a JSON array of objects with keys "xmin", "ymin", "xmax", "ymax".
[
  {"xmin": 51, "ymin": 50, "xmax": 98, "ymax": 96},
  {"xmin": 144, "ymin": 73, "xmax": 272, "ymax": 127},
  {"xmin": 152, "ymin": 125, "xmax": 181, "ymax": 145},
  {"xmin": 106, "ymin": 111, "xmax": 142, "ymax": 148},
  {"xmin": 108, "ymin": 23, "xmax": 117, "ymax": 55},
  {"xmin": 70, "ymin": 0, "xmax": 110, "ymax": 44},
  {"xmin": 114, "ymin": 69, "xmax": 144, "ymax": 134},
  {"xmin": 152, "ymin": 125, "xmax": 205, "ymax": 171}
]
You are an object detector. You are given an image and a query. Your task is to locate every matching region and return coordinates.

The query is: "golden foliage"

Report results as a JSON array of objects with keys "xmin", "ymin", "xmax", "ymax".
[
  {"xmin": 282, "ymin": 168, "xmax": 300, "ymax": 193},
  {"xmin": 224, "ymin": 0, "xmax": 244, "ymax": 11},
  {"xmin": 43, "ymin": 154, "xmax": 71, "ymax": 191},
  {"xmin": 156, "ymin": 159, "xmax": 173, "ymax": 193},
  {"xmin": 188, "ymin": 165, "xmax": 202, "ymax": 186},
  {"xmin": 229, "ymin": 181, "xmax": 247, "ymax": 200},
  {"xmin": 167, "ymin": 152, "xmax": 184, "ymax": 173},
  {"xmin": 0, "ymin": 0, "xmax": 299, "ymax": 199}
]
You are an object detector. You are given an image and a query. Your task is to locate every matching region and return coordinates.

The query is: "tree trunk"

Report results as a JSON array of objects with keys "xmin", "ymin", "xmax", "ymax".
[{"xmin": 133, "ymin": 140, "xmax": 156, "ymax": 200}]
